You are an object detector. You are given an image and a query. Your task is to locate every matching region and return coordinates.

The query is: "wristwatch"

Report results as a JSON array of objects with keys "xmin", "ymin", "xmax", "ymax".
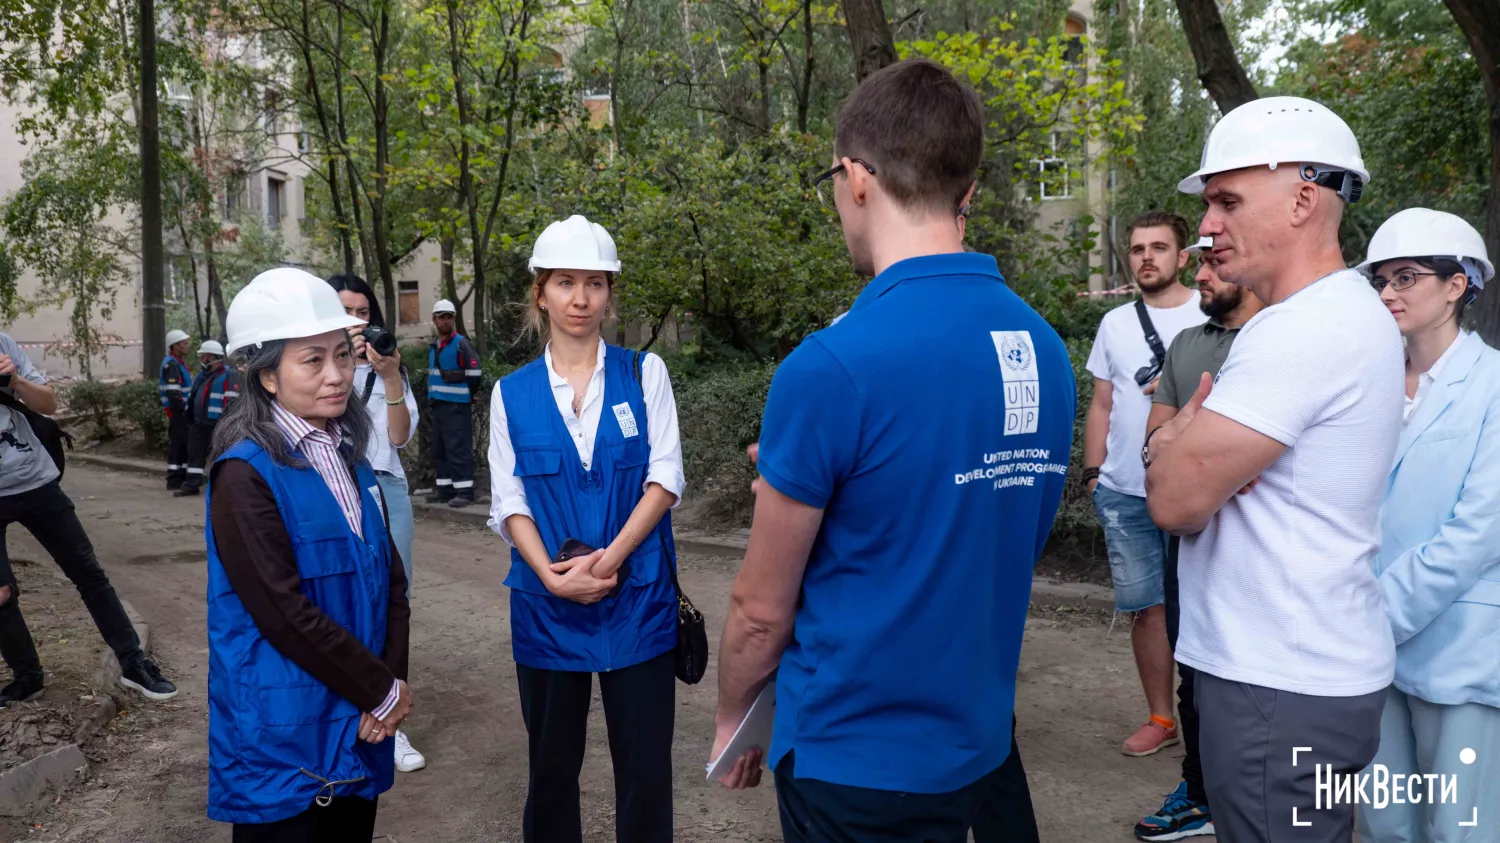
[{"xmin": 1142, "ymin": 425, "xmax": 1164, "ymax": 469}]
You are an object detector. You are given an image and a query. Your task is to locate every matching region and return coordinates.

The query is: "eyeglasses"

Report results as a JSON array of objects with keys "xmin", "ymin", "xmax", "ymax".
[
  {"xmin": 811, "ymin": 159, "xmax": 877, "ymax": 211},
  {"xmin": 1370, "ymin": 270, "xmax": 1444, "ymax": 293}
]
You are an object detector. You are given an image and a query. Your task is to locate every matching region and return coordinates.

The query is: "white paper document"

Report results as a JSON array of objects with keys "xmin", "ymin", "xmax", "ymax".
[{"xmin": 705, "ymin": 673, "xmax": 777, "ymax": 781}]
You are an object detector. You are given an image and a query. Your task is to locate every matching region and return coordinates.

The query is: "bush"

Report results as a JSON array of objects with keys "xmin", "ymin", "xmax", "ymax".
[
  {"xmin": 114, "ymin": 379, "xmax": 168, "ymax": 452},
  {"xmin": 66, "ymin": 379, "xmax": 118, "ymax": 439},
  {"xmin": 673, "ymin": 362, "xmax": 777, "ymax": 526}
]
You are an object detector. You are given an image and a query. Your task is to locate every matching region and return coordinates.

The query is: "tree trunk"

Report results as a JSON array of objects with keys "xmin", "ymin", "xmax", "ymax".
[
  {"xmin": 446, "ymin": 0, "xmax": 485, "ymax": 352},
  {"xmin": 139, "ymin": 0, "xmax": 165, "ymax": 379},
  {"xmin": 369, "ymin": 4, "xmax": 399, "ymax": 323},
  {"xmin": 206, "ymin": 248, "xmax": 227, "ymax": 343},
  {"xmin": 1173, "ymin": 0, "xmax": 1258, "ymax": 114},
  {"xmin": 333, "ymin": 6, "xmax": 376, "ymax": 281},
  {"xmin": 798, "ymin": 0, "xmax": 814, "ymax": 133},
  {"xmin": 1443, "ymin": 0, "xmax": 1500, "ymax": 343},
  {"xmin": 299, "ymin": 0, "xmax": 356, "ymax": 273},
  {"xmin": 441, "ymin": 236, "xmax": 467, "ymax": 338},
  {"xmin": 839, "ymin": 0, "xmax": 896, "ymax": 82}
]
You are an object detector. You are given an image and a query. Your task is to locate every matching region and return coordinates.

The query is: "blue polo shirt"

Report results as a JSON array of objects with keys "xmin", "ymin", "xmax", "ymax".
[{"xmin": 759, "ymin": 252, "xmax": 1075, "ymax": 794}]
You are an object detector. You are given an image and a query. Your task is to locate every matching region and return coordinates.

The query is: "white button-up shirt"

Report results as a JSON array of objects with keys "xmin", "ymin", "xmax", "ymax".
[
  {"xmin": 486, "ymin": 338, "xmax": 685, "ymax": 545},
  {"xmin": 353, "ymin": 363, "xmax": 420, "ymax": 477},
  {"xmin": 1405, "ymin": 330, "xmax": 1468, "ymax": 422}
]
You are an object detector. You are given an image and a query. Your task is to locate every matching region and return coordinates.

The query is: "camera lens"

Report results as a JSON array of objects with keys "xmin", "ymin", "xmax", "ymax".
[
  {"xmin": 0, "ymin": 373, "xmax": 11, "ymax": 389},
  {"xmin": 365, "ymin": 326, "xmax": 398, "ymax": 357}
]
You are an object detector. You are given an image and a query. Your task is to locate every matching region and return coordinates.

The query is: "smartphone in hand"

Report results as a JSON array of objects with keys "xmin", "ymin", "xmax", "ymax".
[{"xmin": 555, "ymin": 539, "xmax": 629, "ymax": 598}]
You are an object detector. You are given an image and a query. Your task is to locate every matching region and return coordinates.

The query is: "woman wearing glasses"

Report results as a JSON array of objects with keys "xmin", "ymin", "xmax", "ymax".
[
  {"xmin": 1358, "ymin": 208, "xmax": 1500, "ymax": 843},
  {"xmin": 486, "ymin": 215, "xmax": 685, "ymax": 843}
]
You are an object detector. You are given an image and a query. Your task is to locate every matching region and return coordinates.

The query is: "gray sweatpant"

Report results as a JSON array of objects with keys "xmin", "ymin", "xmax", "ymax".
[{"xmin": 1196, "ymin": 670, "xmax": 1385, "ymax": 843}]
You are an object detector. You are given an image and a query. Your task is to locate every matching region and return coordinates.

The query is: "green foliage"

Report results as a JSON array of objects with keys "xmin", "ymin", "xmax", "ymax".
[
  {"xmin": 66, "ymin": 378, "xmax": 118, "ymax": 438},
  {"xmin": 114, "ymin": 379, "xmax": 169, "ymax": 452},
  {"xmin": 672, "ymin": 360, "xmax": 777, "ymax": 524}
]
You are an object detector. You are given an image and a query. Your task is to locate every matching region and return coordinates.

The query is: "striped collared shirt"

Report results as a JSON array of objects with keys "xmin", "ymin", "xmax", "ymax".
[
  {"xmin": 270, "ymin": 402, "xmax": 400, "ymax": 719},
  {"xmin": 271, "ymin": 402, "xmax": 363, "ymax": 539}
]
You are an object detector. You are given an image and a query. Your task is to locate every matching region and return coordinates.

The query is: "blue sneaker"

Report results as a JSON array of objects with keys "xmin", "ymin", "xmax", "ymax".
[{"xmin": 1134, "ymin": 781, "xmax": 1214, "ymax": 841}]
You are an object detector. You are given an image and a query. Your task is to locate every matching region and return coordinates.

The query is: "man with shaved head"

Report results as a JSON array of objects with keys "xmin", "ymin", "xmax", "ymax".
[{"xmin": 1143, "ymin": 98, "xmax": 1402, "ymax": 842}]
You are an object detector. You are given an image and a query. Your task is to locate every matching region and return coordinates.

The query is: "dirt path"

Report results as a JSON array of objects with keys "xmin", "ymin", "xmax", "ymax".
[{"xmin": 1, "ymin": 465, "xmax": 1185, "ymax": 842}]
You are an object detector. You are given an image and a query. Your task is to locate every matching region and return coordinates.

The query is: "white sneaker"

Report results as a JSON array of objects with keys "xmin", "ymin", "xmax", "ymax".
[{"xmin": 394, "ymin": 730, "xmax": 426, "ymax": 773}]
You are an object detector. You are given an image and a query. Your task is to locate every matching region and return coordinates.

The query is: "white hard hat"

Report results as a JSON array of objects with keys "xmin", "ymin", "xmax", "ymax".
[
  {"xmin": 225, "ymin": 268, "xmax": 366, "ymax": 355},
  {"xmin": 1179, "ymin": 96, "xmax": 1369, "ymax": 202},
  {"xmin": 1185, "ymin": 236, "xmax": 1213, "ymax": 256},
  {"xmin": 197, "ymin": 340, "xmax": 225, "ymax": 357},
  {"xmin": 166, "ymin": 329, "xmax": 190, "ymax": 346},
  {"xmin": 1357, "ymin": 208, "xmax": 1494, "ymax": 289},
  {"xmin": 528, "ymin": 215, "xmax": 621, "ymax": 273},
  {"xmin": 432, "ymin": 299, "xmax": 457, "ymax": 315}
]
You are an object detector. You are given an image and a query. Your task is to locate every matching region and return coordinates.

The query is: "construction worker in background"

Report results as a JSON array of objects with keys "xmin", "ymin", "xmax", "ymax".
[
  {"xmin": 426, "ymin": 300, "xmax": 482, "ymax": 508},
  {"xmin": 160, "ymin": 329, "xmax": 193, "ymax": 490},
  {"xmin": 174, "ymin": 340, "xmax": 240, "ymax": 498}
]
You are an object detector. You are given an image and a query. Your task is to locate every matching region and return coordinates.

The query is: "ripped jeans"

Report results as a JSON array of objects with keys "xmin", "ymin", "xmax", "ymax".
[{"xmin": 1091, "ymin": 484, "xmax": 1168, "ymax": 613}]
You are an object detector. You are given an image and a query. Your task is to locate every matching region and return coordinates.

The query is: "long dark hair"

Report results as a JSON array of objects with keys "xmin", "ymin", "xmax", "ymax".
[
  {"xmin": 326, "ymin": 273, "xmax": 386, "ymax": 329},
  {"xmin": 209, "ymin": 338, "xmax": 373, "ymax": 469}
]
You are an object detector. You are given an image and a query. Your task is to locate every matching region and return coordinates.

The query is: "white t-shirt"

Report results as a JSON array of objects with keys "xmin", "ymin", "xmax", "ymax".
[
  {"xmin": 353, "ymin": 362, "xmax": 420, "ymax": 478},
  {"xmin": 1086, "ymin": 294, "xmax": 1206, "ymax": 496},
  {"xmin": 1177, "ymin": 269, "xmax": 1403, "ymax": 696}
]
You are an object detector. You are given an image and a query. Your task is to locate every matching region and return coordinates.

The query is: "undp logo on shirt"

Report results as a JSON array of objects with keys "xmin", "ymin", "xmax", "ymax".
[{"xmin": 991, "ymin": 331, "xmax": 1040, "ymax": 436}]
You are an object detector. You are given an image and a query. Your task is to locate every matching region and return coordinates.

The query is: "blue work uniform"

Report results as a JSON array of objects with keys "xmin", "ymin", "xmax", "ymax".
[{"xmin": 204, "ymin": 440, "xmax": 396, "ymax": 824}]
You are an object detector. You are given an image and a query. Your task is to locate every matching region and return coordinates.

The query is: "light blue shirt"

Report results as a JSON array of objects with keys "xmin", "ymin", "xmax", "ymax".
[
  {"xmin": 0, "ymin": 332, "xmax": 59, "ymax": 496},
  {"xmin": 1378, "ymin": 330, "xmax": 1500, "ymax": 708}
]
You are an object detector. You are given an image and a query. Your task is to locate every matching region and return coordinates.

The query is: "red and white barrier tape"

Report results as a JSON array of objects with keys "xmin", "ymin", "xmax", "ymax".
[
  {"xmin": 1077, "ymin": 286, "xmax": 1135, "ymax": 298},
  {"xmin": 14, "ymin": 339, "xmax": 143, "ymax": 349}
]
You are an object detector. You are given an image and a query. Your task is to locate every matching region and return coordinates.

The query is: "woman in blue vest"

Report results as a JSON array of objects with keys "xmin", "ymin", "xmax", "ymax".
[
  {"xmin": 486, "ymin": 215, "xmax": 685, "ymax": 843},
  {"xmin": 205, "ymin": 267, "xmax": 412, "ymax": 843},
  {"xmin": 1357, "ymin": 209, "xmax": 1500, "ymax": 843}
]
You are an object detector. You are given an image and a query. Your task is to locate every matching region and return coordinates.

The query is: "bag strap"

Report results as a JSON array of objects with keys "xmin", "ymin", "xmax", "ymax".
[
  {"xmin": 0, "ymin": 388, "xmax": 72, "ymax": 446},
  {"xmin": 1134, "ymin": 298, "xmax": 1168, "ymax": 366}
]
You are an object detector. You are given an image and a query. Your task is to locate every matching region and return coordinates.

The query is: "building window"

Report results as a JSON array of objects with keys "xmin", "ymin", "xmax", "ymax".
[
  {"xmin": 398, "ymin": 281, "xmax": 421, "ymax": 325},
  {"xmin": 1031, "ymin": 133, "xmax": 1074, "ymax": 201},
  {"xmin": 267, "ymin": 177, "xmax": 285, "ymax": 226},
  {"xmin": 263, "ymin": 90, "xmax": 281, "ymax": 135},
  {"xmin": 224, "ymin": 171, "xmax": 246, "ymax": 217},
  {"xmin": 1063, "ymin": 15, "xmax": 1086, "ymax": 65}
]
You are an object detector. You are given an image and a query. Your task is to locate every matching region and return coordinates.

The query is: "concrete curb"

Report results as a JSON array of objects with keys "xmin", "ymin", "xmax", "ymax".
[
  {"xmin": 0, "ymin": 745, "xmax": 87, "ymax": 817},
  {"xmin": 0, "ymin": 601, "xmax": 144, "ymax": 815},
  {"xmin": 73, "ymin": 452, "xmax": 1118, "ymax": 613}
]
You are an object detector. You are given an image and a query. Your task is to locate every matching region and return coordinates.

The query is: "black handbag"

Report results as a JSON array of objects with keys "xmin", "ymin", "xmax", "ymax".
[
  {"xmin": 629, "ymin": 350, "xmax": 709, "ymax": 685},
  {"xmin": 669, "ymin": 561, "xmax": 709, "ymax": 685}
]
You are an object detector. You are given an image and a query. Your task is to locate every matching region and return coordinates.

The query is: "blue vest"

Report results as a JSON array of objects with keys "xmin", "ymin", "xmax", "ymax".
[
  {"xmin": 427, "ymin": 335, "xmax": 472, "ymax": 404},
  {"xmin": 204, "ymin": 439, "xmax": 395, "ymax": 824},
  {"xmin": 191, "ymin": 365, "xmax": 241, "ymax": 423},
  {"xmin": 159, "ymin": 355, "xmax": 192, "ymax": 408},
  {"xmin": 499, "ymin": 345, "xmax": 677, "ymax": 672}
]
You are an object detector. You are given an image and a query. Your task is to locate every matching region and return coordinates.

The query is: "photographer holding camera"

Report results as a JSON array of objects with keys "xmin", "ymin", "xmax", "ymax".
[
  {"xmin": 1082, "ymin": 210, "xmax": 1205, "ymax": 759},
  {"xmin": 326, "ymin": 273, "xmax": 427, "ymax": 775}
]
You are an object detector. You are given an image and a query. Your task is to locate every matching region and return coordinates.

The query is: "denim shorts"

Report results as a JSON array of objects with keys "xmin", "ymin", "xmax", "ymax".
[{"xmin": 1092, "ymin": 484, "xmax": 1168, "ymax": 612}]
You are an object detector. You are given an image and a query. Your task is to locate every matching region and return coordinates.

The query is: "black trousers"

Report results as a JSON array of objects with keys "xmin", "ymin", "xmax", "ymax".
[
  {"xmin": 230, "ymin": 796, "xmax": 378, "ymax": 843},
  {"xmin": 971, "ymin": 716, "xmax": 1042, "ymax": 843},
  {"xmin": 0, "ymin": 481, "xmax": 143, "ymax": 680},
  {"xmin": 180, "ymin": 422, "xmax": 215, "ymax": 492},
  {"xmin": 776, "ymin": 745, "xmax": 1023, "ymax": 843},
  {"xmin": 1164, "ymin": 535, "xmax": 1205, "ymax": 805},
  {"xmin": 515, "ymin": 650, "xmax": 675, "ymax": 843},
  {"xmin": 428, "ymin": 401, "xmax": 474, "ymax": 494},
  {"xmin": 166, "ymin": 411, "xmax": 189, "ymax": 487}
]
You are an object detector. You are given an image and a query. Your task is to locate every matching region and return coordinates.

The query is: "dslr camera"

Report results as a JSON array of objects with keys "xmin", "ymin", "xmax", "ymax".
[{"xmin": 362, "ymin": 325, "xmax": 398, "ymax": 358}]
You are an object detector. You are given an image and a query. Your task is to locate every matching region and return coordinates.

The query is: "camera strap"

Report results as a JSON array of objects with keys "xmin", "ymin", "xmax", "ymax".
[
  {"xmin": 361, "ymin": 370, "xmax": 378, "ymax": 405},
  {"xmin": 1134, "ymin": 298, "xmax": 1167, "ymax": 368}
]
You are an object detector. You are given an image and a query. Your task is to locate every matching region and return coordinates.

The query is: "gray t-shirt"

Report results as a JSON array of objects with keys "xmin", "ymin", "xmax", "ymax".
[
  {"xmin": 0, "ymin": 332, "xmax": 60, "ymax": 496},
  {"xmin": 1152, "ymin": 319, "xmax": 1242, "ymax": 411}
]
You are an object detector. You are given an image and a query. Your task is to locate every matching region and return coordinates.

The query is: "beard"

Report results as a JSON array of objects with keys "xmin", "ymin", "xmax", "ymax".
[
  {"xmin": 1136, "ymin": 270, "xmax": 1177, "ymax": 295},
  {"xmin": 1200, "ymin": 285, "xmax": 1244, "ymax": 320}
]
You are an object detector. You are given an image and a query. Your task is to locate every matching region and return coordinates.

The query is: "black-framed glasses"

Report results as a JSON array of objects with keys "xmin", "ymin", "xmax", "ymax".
[
  {"xmin": 1371, "ymin": 270, "xmax": 1444, "ymax": 293},
  {"xmin": 811, "ymin": 159, "xmax": 877, "ymax": 210}
]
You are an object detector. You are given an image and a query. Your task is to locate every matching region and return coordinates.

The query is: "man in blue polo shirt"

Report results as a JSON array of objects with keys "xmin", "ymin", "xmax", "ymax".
[{"xmin": 711, "ymin": 58, "xmax": 1075, "ymax": 841}]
